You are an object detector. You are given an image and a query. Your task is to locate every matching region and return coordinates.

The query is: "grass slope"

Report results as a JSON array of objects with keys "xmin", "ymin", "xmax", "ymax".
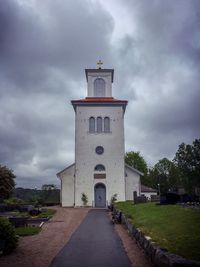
[{"xmin": 115, "ymin": 202, "xmax": 200, "ymax": 261}]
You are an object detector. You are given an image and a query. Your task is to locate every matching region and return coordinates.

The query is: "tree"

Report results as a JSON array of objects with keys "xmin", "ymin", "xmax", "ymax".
[
  {"xmin": 0, "ymin": 165, "xmax": 16, "ymax": 200},
  {"xmin": 148, "ymin": 158, "xmax": 181, "ymax": 194},
  {"xmin": 174, "ymin": 139, "xmax": 200, "ymax": 193},
  {"xmin": 125, "ymin": 151, "xmax": 149, "ymax": 185},
  {"xmin": 125, "ymin": 151, "xmax": 148, "ymax": 175}
]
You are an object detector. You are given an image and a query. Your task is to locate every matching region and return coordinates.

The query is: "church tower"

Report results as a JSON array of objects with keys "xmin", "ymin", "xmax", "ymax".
[{"xmin": 71, "ymin": 63, "xmax": 128, "ymax": 207}]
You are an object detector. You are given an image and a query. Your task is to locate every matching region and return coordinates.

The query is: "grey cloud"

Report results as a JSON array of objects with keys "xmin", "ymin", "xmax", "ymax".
[
  {"xmin": 114, "ymin": 0, "xmax": 200, "ymax": 165},
  {"xmin": 0, "ymin": 0, "xmax": 114, "ymax": 88},
  {"xmin": 0, "ymin": 0, "xmax": 114, "ymax": 187}
]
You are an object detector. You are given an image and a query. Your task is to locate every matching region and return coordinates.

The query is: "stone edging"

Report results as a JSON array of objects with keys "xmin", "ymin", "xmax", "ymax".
[{"xmin": 114, "ymin": 208, "xmax": 200, "ymax": 267}]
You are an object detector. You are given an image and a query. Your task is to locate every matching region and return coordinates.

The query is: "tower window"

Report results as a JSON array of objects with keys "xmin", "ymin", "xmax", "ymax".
[
  {"xmin": 94, "ymin": 78, "xmax": 105, "ymax": 97},
  {"xmin": 89, "ymin": 117, "xmax": 95, "ymax": 132},
  {"xmin": 94, "ymin": 164, "xmax": 106, "ymax": 171},
  {"xmin": 97, "ymin": 117, "xmax": 102, "ymax": 133},
  {"xmin": 89, "ymin": 116, "xmax": 111, "ymax": 133},
  {"xmin": 104, "ymin": 117, "xmax": 110, "ymax": 132}
]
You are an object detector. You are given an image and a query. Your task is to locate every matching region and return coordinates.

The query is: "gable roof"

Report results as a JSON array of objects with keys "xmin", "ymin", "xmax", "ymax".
[
  {"xmin": 141, "ymin": 185, "xmax": 157, "ymax": 193},
  {"xmin": 56, "ymin": 163, "xmax": 75, "ymax": 177},
  {"xmin": 57, "ymin": 163, "xmax": 143, "ymax": 177},
  {"xmin": 125, "ymin": 163, "xmax": 144, "ymax": 176}
]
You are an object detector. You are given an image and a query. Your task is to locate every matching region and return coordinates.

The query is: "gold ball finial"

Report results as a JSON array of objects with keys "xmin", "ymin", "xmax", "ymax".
[{"xmin": 97, "ymin": 59, "xmax": 103, "ymax": 69}]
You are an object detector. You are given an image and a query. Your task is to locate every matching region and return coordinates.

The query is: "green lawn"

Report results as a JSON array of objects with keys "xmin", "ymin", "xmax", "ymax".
[
  {"xmin": 115, "ymin": 201, "xmax": 200, "ymax": 261},
  {"xmin": 15, "ymin": 226, "xmax": 41, "ymax": 236}
]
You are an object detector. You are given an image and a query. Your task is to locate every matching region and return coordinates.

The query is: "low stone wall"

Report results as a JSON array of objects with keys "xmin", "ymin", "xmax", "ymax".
[{"xmin": 114, "ymin": 208, "xmax": 200, "ymax": 267}]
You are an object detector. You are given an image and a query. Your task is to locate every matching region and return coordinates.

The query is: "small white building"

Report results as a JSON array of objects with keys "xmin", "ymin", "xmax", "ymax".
[
  {"xmin": 57, "ymin": 65, "xmax": 142, "ymax": 207},
  {"xmin": 140, "ymin": 185, "xmax": 158, "ymax": 199}
]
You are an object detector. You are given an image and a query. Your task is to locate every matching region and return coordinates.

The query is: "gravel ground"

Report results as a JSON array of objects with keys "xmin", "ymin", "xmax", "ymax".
[
  {"xmin": 0, "ymin": 207, "xmax": 89, "ymax": 267},
  {"xmin": 114, "ymin": 223, "xmax": 151, "ymax": 267},
  {"xmin": 0, "ymin": 207, "xmax": 151, "ymax": 267}
]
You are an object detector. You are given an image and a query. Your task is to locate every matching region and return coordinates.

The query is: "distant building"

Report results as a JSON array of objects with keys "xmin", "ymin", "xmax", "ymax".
[
  {"xmin": 141, "ymin": 185, "xmax": 157, "ymax": 199},
  {"xmin": 41, "ymin": 184, "xmax": 56, "ymax": 191},
  {"xmin": 57, "ymin": 64, "xmax": 142, "ymax": 207}
]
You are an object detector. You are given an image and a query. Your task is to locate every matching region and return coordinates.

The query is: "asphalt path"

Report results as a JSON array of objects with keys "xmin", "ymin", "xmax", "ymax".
[{"xmin": 50, "ymin": 209, "xmax": 132, "ymax": 267}]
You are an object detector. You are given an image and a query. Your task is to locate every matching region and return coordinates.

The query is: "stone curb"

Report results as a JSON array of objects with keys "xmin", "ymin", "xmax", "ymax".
[{"xmin": 114, "ymin": 208, "xmax": 200, "ymax": 267}]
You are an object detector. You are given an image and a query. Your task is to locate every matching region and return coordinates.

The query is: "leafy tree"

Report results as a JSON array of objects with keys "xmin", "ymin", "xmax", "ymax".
[
  {"xmin": 125, "ymin": 151, "xmax": 148, "ymax": 176},
  {"xmin": 125, "ymin": 151, "xmax": 149, "ymax": 185},
  {"xmin": 148, "ymin": 158, "xmax": 181, "ymax": 194},
  {"xmin": 174, "ymin": 139, "xmax": 200, "ymax": 193},
  {"xmin": 40, "ymin": 189, "xmax": 60, "ymax": 204},
  {"xmin": 0, "ymin": 165, "xmax": 16, "ymax": 200},
  {"xmin": 13, "ymin": 187, "xmax": 60, "ymax": 204}
]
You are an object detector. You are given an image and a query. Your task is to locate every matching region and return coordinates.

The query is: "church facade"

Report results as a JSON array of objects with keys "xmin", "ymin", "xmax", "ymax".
[{"xmin": 57, "ymin": 66, "xmax": 143, "ymax": 207}]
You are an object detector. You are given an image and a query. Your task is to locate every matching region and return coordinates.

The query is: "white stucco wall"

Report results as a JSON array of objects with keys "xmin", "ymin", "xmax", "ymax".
[
  {"xmin": 125, "ymin": 166, "xmax": 141, "ymax": 200},
  {"xmin": 87, "ymin": 71, "xmax": 112, "ymax": 97},
  {"xmin": 58, "ymin": 164, "xmax": 75, "ymax": 207},
  {"xmin": 75, "ymin": 105, "xmax": 125, "ymax": 206}
]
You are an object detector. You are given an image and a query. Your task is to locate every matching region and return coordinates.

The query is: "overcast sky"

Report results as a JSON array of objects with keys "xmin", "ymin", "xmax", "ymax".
[{"xmin": 0, "ymin": 0, "xmax": 200, "ymax": 188}]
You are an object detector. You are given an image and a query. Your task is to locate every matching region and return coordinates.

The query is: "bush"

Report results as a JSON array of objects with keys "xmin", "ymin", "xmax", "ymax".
[
  {"xmin": 110, "ymin": 193, "xmax": 118, "ymax": 205},
  {"xmin": 29, "ymin": 209, "xmax": 41, "ymax": 216},
  {"xmin": 0, "ymin": 217, "xmax": 18, "ymax": 255},
  {"xmin": 4, "ymin": 197, "xmax": 24, "ymax": 205},
  {"xmin": 81, "ymin": 193, "xmax": 88, "ymax": 206}
]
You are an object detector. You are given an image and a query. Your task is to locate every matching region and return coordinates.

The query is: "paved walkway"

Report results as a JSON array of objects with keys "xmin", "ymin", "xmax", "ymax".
[{"xmin": 50, "ymin": 209, "xmax": 132, "ymax": 267}]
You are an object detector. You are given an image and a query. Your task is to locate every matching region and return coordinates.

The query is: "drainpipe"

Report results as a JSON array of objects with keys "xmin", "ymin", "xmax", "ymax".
[{"xmin": 74, "ymin": 172, "xmax": 76, "ymax": 207}]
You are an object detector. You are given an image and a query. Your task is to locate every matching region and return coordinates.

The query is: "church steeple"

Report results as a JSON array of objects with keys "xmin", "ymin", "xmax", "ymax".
[
  {"xmin": 57, "ymin": 65, "xmax": 139, "ymax": 208},
  {"xmin": 72, "ymin": 66, "xmax": 127, "ymax": 113},
  {"xmin": 85, "ymin": 67, "xmax": 114, "ymax": 97}
]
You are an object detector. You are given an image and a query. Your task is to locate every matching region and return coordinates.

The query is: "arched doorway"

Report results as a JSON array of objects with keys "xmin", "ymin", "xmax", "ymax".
[{"xmin": 94, "ymin": 183, "xmax": 106, "ymax": 208}]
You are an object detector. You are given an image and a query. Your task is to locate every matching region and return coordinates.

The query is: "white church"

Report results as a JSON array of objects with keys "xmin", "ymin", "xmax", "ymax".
[{"xmin": 57, "ymin": 63, "xmax": 143, "ymax": 207}]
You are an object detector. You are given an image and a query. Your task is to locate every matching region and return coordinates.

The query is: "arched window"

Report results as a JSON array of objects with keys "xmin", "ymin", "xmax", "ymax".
[
  {"xmin": 94, "ymin": 164, "xmax": 106, "ymax": 172},
  {"xmin": 89, "ymin": 117, "xmax": 95, "ymax": 132},
  {"xmin": 94, "ymin": 78, "xmax": 105, "ymax": 97},
  {"xmin": 97, "ymin": 117, "xmax": 102, "ymax": 133},
  {"xmin": 104, "ymin": 117, "xmax": 110, "ymax": 132}
]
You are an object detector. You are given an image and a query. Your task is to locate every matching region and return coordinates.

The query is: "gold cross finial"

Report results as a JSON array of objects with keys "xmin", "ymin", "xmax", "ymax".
[{"xmin": 97, "ymin": 59, "xmax": 103, "ymax": 69}]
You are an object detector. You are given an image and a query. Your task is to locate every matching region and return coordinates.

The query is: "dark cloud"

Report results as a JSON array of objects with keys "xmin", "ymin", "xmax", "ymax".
[
  {"xmin": 112, "ymin": 0, "xmax": 200, "ymax": 164},
  {"xmin": 0, "ymin": 0, "xmax": 114, "ymax": 188},
  {"xmin": 0, "ymin": 0, "xmax": 114, "ymax": 89}
]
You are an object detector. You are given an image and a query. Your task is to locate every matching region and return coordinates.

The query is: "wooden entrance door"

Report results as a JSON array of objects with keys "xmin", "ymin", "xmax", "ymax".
[{"xmin": 95, "ymin": 183, "xmax": 106, "ymax": 207}]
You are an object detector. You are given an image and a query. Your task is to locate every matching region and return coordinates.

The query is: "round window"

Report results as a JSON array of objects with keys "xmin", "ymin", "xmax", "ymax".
[{"xmin": 95, "ymin": 146, "xmax": 104, "ymax": 155}]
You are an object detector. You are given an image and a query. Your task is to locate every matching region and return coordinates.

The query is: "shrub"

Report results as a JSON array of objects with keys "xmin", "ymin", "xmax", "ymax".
[
  {"xmin": 0, "ymin": 217, "xmax": 18, "ymax": 255},
  {"xmin": 81, "ymin": 193, "xmax": 88, "ymax": 206},
  {"xmin": 4, "ymin": 197, "xmax": 24, "ymax": 205},
  {"xmin": 110, "ymin": 193, "xmax": 118, "ymax": 205},
  {"xmin": 29, "ymin": 209, "xmax": 41, "ymax": 216}
]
